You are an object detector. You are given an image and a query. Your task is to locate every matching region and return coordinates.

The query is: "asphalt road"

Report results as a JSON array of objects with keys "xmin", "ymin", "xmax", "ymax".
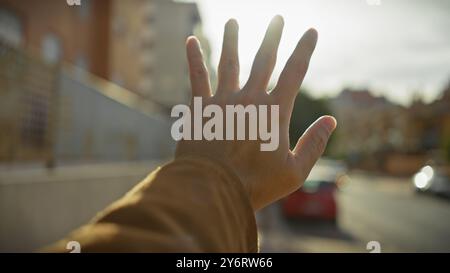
[
  {"xmin": 2, "ymin": 161, "xmax": 449, "ymax": 252},
  {"xmin": 258, "ymin": 171, "xmax": 450, "ymax": 252}
]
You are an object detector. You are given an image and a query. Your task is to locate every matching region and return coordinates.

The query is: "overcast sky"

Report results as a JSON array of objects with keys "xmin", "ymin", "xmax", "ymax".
[{"xmin": 191, "ymin": 0, "xmax": 450, "ymax": 105}]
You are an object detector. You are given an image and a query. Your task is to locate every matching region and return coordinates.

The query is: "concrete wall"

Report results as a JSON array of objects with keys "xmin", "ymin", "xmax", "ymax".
[
  {"xmin": 0, "ymin": 161, "xmax": 161, "ymax": 252},
  {"xmin": 0, "ymin": 68, "xmax": 176, "ymax": 252},
  {"xmin": 54, "ymin": 69, "xmax": 175, "ymax": 162}
]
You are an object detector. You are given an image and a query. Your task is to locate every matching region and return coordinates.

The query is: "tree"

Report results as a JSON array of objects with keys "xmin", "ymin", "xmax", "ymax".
[{"xmin": 289, "ymin": 90, "xmax": 335, "ymax": 155}]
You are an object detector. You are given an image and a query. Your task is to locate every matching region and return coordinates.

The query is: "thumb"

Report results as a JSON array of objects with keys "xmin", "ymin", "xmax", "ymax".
[{"xmin": 293, "ymin": 115, "xmax": 337, "ymax": 179}]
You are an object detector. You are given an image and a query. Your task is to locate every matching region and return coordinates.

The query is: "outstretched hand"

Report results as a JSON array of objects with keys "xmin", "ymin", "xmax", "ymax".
[{"xmin": 176, "ymin": 15, "xmax": 337, "ymax": 211}]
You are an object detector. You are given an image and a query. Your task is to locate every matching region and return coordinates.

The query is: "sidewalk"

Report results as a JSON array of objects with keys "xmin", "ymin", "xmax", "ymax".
[
  {"xmin": 0, "ymin": 159, "xmax": 167, "ymax": 252},
  {"xmin": 0, "ymin": 159, "xmax": 168, "ymax": 185}
]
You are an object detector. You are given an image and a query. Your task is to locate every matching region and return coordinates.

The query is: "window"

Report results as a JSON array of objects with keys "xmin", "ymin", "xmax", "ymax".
[
  {"xmin": 0, "ymin": 8, "xmax": 23, "ymax": 47},
  {"xmin": 41, "ymin": 33, "xmax": 62, "ymax": 64},
  {"xmin": 79, "ymin": 0, "xmax": 91, "ymax": 20},
  {"xmin": 75, "ymin": 54, "xmax": 89, "ymax": 71}
]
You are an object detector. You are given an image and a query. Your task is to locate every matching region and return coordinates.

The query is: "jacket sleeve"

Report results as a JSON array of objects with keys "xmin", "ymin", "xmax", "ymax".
[{"xmin": 42, "ymin": 155, "xmax": 258, "ymax": 253}]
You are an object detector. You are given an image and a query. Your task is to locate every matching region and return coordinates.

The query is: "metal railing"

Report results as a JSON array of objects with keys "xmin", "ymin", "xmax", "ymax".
[
  {"xmin": 0, "ymin": 38, "xmax": 174, "ymax": 165},
  {"xmin": 0, "ymin": 40, "xmax": 58, "ymax": 164}
]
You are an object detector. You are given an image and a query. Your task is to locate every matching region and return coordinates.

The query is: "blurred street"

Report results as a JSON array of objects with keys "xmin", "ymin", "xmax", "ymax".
[
  {"xmin": 258, "ymin": 170, "xmax": 450, "ymax": 253},
  {"xmin": 2, "ymin": 160, "xmax": 450, "ymax": 252}
]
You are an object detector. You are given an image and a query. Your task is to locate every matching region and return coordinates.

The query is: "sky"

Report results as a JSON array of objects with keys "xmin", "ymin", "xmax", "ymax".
[{"xmin": 188, "ymin": 0, "xmax": 450, "ymax": 105}]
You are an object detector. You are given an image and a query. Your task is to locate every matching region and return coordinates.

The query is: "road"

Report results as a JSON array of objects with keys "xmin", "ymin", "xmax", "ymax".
[
  {"xmin": 2, "ymin": 161, "xmax": 450, "ymax": 252},
  {"xmin": 257, "ymin": 171, "xmax": 450, "ymax": 252}
]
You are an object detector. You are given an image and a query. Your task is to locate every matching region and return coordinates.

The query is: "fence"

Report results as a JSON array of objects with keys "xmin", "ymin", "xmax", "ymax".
[
  {"xmin": 0, "ymin": 40, "xmax": 175, "ymax": 165},
  {"xmin": 54, "ymin": 66, "xmax": 174, "ymax": 162},
  {"xmin": 0, "ymin": 40, "xmax": 57, "ymax": 163},
  {"xmin": 0, "ymin": 40, "xmax": 175, "ymax": 252}
]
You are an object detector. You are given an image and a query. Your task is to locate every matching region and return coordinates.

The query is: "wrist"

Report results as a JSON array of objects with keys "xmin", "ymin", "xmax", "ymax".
[{"xmin": 174, "ymin": 153, "xmax": 254, "ymax": 209}]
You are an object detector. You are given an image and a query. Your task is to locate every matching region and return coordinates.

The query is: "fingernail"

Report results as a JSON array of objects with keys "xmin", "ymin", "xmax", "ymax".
[
  {"xmin": 306, "ymin": 28, "xmax": 318, "ymax": 38},
  {"xmin": 186, "ymin": 36, "xmax": 196, "ymax": 45},
  {"xmin": 272, "ymin": 15, "xmax": 284, "ymax": 26},
  {"xmin": 188, "ymin": 36, "xmax": 202, "ymax": 52},
  {"xmin": 321, "ymin": 115, "xmax": 337, "ymax": 134},
  {"xmin": 226, "ymin": 18, "xmax": 238, "ymax": 29}
]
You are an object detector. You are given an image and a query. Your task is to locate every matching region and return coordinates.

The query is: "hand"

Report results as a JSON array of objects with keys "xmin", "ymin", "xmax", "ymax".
[{"xmin": 176, "ymin": 15, "xmax": 337, "ymax": 211}]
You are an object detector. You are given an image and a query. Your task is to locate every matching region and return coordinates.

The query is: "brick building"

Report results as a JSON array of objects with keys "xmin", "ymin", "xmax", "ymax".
[
  {"xmin": 0, "ymin": 0, "xmax": 111, "ymax": 78},
  {"xmin": 0, "ymin": 0, "xmax": 211, "ymax": 107}
]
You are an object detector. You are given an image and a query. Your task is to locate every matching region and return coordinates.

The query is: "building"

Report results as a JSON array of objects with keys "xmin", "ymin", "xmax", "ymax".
[
  {"xmin": 329, "ymin": 88, "xmax": 415, "ymax": 172},
  {"xmin": 0, "ymin": 0, "xmax": 212, "ymax": 108},
  {"xmin": 0, "ymin": 0, "xmax": 111, "ymax": 78},
  {"xmin": 329, "ymin": 84, "xmax": 450, "ymax": 174},
  {"xmin": 329, "ymin": 88, "xmax": 403, "ymax": 155},
  {"xmin": 109, "ymin": 0, "xmax": 212, "ymax": 107}
]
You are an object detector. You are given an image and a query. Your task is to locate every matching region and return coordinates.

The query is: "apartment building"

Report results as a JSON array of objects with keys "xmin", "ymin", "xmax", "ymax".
[{"xmin": 0, "ymin": 0, "xmax": 212, "ymax": 107}]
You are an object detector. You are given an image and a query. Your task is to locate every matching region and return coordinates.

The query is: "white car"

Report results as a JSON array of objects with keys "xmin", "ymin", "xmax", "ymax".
[{"xmin": 413, "ymin": 165, "xmax": 450, "ymax": 197}]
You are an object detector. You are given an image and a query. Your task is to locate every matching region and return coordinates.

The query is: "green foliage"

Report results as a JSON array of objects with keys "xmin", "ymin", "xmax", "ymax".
[
  {"xmin": 289, "ymin": 90, "xmax": 335, "ymax": 154},
  {"xmin": 443, "ymin": 137, "xmax": 450, "ymax": 163}
]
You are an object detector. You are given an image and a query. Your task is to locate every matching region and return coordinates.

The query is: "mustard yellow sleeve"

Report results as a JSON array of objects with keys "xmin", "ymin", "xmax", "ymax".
[{"xmin": 42, "ymin": 156, "xmax": 258, "ymax": 252}]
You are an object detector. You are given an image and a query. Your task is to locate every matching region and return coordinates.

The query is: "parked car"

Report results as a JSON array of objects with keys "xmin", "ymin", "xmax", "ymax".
[
  {"xmin": 412, "ymin": 165, "xmax": 450, "ymax": 198},
  {"xmin": 280, "ymin": 161, "xmax": 346, "ymax": 223}
]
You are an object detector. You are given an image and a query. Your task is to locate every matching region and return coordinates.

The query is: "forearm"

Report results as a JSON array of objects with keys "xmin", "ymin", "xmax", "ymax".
[{"xmin": 42, "ymin": 156, "xmax": 258, "ymax": 252}]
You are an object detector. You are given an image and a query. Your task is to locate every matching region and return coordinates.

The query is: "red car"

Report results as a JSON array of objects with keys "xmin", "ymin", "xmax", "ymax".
[{"xmin": 281, "ymin": 162, "xmax": 345, "ymax": 223}]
